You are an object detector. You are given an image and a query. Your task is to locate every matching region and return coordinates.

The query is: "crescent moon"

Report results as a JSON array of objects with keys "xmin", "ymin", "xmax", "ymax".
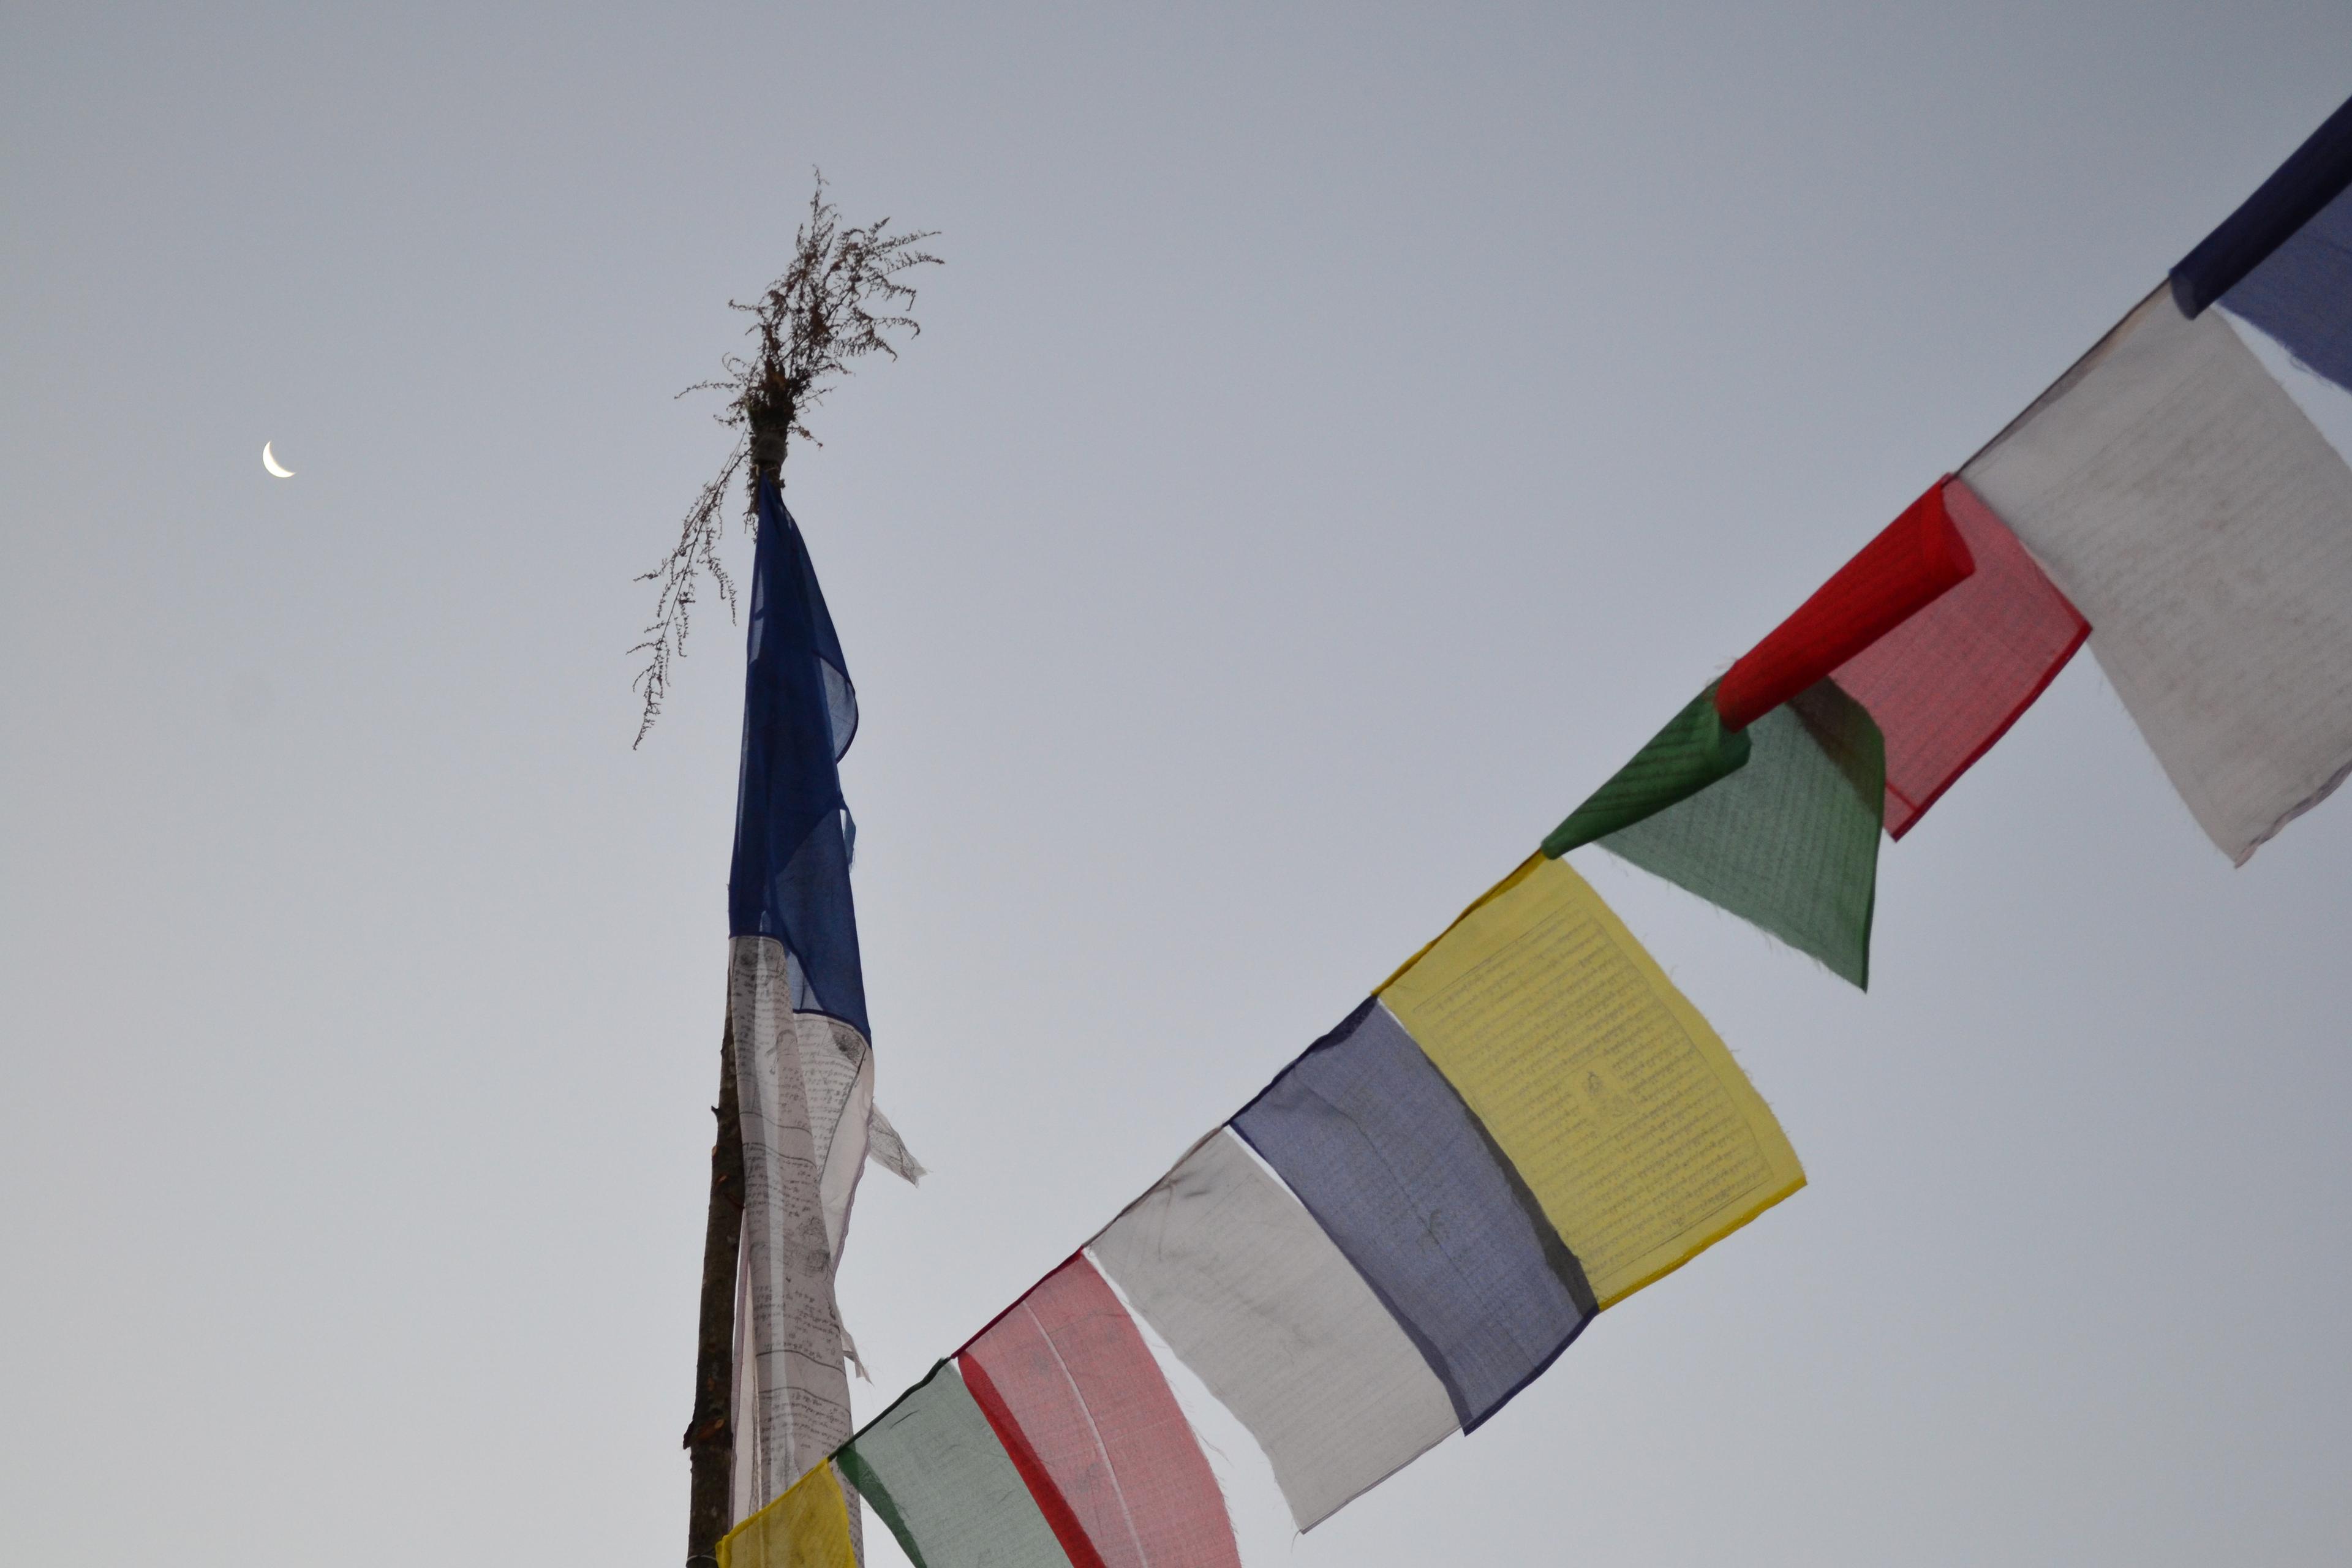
[{"xmin": 262, "ymin": 442, "xmax": 295, "ymax": 479}]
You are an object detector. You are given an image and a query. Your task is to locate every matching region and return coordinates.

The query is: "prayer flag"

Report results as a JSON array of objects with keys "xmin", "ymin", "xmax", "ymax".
[
  {"xmin": 1830, "ymin": 478, "xmax": 2087, "ymax": 838},
  {"xmin": 2169, "ymin": 92, "xmax": 2352, "ymax": 319},
  {"xmin": 1961, "ymin": 93, "xmax": 2352, "ymax": 862},
  {"xmin": 1230, "ymin": 998, "xmax": 1597, "ymax": 1431},
  {"xmin": 1960, "ymin": 285, "xmax": 2352, "ymax": 862},
  {"xmin": 717, "ymin": 1460, "xmax": 859, "ymax": 1568},
  {"xmin": 727, "ymin": 478, "xmax": 921, "ymax": 1516},
  {"xmin": 1713, "ymin": 482, "xmax": 1974, "ymax": 733},
  {"xmin": 1542, "ymin": 684, "xmax": 1752, "ymax": 856},
  {"xmin": 1087, "ymin": 1131, "xmax": 1458, "ymax": 1531},
  {"xmin": 960, "ymin": 1256, "xmax": 1241, "ymax": 1568},
  {"xmin": 1382, "ymin": 855, "xmax": 1805, "ymax": 1307},
  {"xmin": 2212, "ymin": 179, "xmax": 2352, "ymax": 399},
  {"xmin": 836, "ymin": 1360, "xmax": 1074, "ymax": 1568},
  {"xmin": 1596, "ymin": 679, "xmax": 1885, "ymax": 987}
]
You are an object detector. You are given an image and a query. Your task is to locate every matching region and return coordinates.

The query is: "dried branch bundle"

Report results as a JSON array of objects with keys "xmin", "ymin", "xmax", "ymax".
[{"xmin": 632, "ymin": 176, "xmax": 939, "ymax": 745}]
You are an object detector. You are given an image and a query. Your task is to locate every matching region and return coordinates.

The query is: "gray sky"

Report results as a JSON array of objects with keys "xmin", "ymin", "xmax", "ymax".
[{"xmin": 7, "ymin": 4, "xmax": 2352, "ymax": 1563}]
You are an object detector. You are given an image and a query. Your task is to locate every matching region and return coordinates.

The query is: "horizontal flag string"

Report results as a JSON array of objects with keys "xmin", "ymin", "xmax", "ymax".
[
  {"xmin": 716, "ymin": 85, "xmax": 2352, "ymax": 1568},
  {"xmin": 755, "ymin": 855, "xmax": 1804, "ymax": 1566}
]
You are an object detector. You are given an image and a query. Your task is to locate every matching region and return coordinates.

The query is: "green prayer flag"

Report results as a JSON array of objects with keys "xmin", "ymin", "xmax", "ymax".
[
  {"xmin": 1596, "ymin": 679, "xmax": 1884, "ymax": 988},
  {"xmin": 834, "ymin": 1360, "xmax": 1071, "ymax": 1568},
  {"xmin": 1542, "ymin": 684, "xmax": 1753, "ymax": 858}
]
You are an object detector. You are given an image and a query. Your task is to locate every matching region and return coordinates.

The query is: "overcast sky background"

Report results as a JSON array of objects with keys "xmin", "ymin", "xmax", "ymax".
[{"xmin": 7, "ymin": 4, "xmax": 2352, "ymax": 1564}]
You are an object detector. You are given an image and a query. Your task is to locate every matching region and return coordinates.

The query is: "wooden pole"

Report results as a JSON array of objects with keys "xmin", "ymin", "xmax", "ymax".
[
  {"xmin": 685, "ymin": 408, "xmax": 785, "ymax": 1567},
  {"xmin": 684, "ymin": 1012, "xmax": 745, "ymax": 1566}
]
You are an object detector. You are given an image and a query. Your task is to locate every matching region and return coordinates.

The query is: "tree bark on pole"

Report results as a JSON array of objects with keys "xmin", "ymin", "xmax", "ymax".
[
  {"xmin": 683, "ymin": 405, "xmax": 784, "ymax": 1568},
  {"xmin": 684, "ymin": 1014, "xmax": 745, "ymax": 1566}
]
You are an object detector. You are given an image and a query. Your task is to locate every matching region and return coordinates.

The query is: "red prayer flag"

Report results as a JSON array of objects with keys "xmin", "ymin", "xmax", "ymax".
[
  {"xmin": 1715, "ymin": 481, "xmax": 1977, "ymax": 731},
  {"xmin": 961, "ymin": 1256, "xmax": 1242, "ymax": 1568},
  {"xmin": 1833, "ymin": 478, "xmax": 2089, "ymax": 837}
]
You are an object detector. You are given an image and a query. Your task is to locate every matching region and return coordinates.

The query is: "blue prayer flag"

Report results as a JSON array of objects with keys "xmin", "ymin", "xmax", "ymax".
[
  {"xmin": 1231, "ymin": 998, "xmax": 1597, "ymax": 1431},
  {"xmin": 729, "ymin": 477, "xmax": 867, "ymax": 1038},
  {"xmin": 2171, "ymin": 91, "xmax": 2352, "ymax": 319}
]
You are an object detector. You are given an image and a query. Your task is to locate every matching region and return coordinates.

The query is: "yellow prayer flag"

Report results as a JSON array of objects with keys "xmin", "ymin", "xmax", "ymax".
[
  {"xmin": 716, "ymin": 1460, "xmax": 858, "ymax": 1568},
  {"xmin": 1381, "ymin": 855, "xmax": 1804, "ymax": 1307}
]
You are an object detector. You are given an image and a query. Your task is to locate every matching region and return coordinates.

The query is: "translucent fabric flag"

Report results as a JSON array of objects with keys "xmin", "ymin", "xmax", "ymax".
[
  {"xmin": 728, "ymin": 479, "xmax": 921, "ymax": 1513},
  {"xmin": 1382, "ymin": 855, "xmax": 1805, "ymax": 1308},
  {"xmin": 1961, "ymin": 285, "xmax": 2352, "ymax": 862},
  {"xmin": 2169, "ymin": 91, "xmax": 2352, "ymax": 320},
  {"xmin": 2219, "ymin": 178, "xmax": 2352, "ymax": 398},
  {"xmin": 1713, "ymin": 481, "xmax": 1975, "ymax": 732},
  {"xmin": 1830, "ymin": 478, "xmax": 2087, "ymax": 838},
  {"xmin": 1589, "ymin": 477, "xmax": 2076, "ymax": 846},
  {"xmin": 732, "ymin": 480, "xmax": 865, "ymax": 1036},
  {"xmin": 835, "ymin": 1360, "xmax": 1074, "ymax": 1568},
  {"xmin": 1542, "ymin": 684, "xmax": 1752, "ymax": 856},
  {"xmin": 1229, "ymin": 998, "xmax": 1596, "ymax": 1431},
  {"xmin": 727, "ymin": 938, "xmax": 855, "ymax": 1504},
  {"xmin": 1594, "ymin": 678, "xmax": 1885, "ymax": 988},
  {"xmin": 960, "ymin": 1256, "xmax": 1242, "ymax": 1568},
  {"xmin": 1087, "ymin": 1130, "xmax": 1458, "ymax": 1530},
  {"xmin": 717, "ymin": 1459, "xmax": 858, "ymax": 1568}
]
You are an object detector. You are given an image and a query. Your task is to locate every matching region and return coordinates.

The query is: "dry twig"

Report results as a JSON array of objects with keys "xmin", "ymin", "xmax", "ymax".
[{"xmin": 632, "ymin": 176, "xmax": 939, "ymax": 744}]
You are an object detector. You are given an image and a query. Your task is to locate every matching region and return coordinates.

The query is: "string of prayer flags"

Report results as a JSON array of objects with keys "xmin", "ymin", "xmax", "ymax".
[
  {"xmin": 717, "ymin": 1460, "xmax": 859, "ymax": 1568},
  {"xmin": 1951, "ymin": 94, "xmax": 2352, "ymax": 863},
  {"xmin": 1960, "ymin": 284, "xmax": 2352, "ymax": 862},
  {"xmin": 1541, "ymin": 479, "xmax": 2049, "ymax": 983},
  {"xmin": 1087, "ymin": 1131, "xmax": 1459, "ymax": 1530},
  {"xmin": 1382, "ymin": 854, "xmax": 1806, "ymax": 1307},
  {"xmin": 1595, "ymin": 679, "xmax": 1885, "ymax": 987},
  {"xmin": 1697, "ymin": 476, "xmax": 2084, "ymax": 842},
  {"xmin": 843, "ymin": 858, "xmax": 1803, "ymax": 1550},
  {"xmin": 1830, "ymin": 478, "xmax": 2088, "ymax": 838},
  {"xmin": 1542, "ymin": 684, "xmax": 1753, "ymax": 856},
  {"xmin": 835, "ymin": 1360, "xmax": 1074, "ymax": 1568},
  {"xmin": 1230, "ymin": 997, "xmax": 1598, "ymax": 1431},
  {"xmin": 748, "ymin": 92, "xmax": 2352, "ymax": 1568},
  {"xmin": 960, "ymin": 1256, "xmax": 1242, "ymax": 1568},
  {"xmin": 1552, "ymin": 473, "xmax": 2086, "ymax": 976},
  {"xmin": 1713, "ymin": 481, "xmax": 1975, "ymax": 733}
]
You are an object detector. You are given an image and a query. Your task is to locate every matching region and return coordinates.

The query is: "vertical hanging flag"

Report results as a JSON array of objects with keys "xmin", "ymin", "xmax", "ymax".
[{"xmin": 728, "ymin": 477, "xmax": 921, "ymax": 1518}]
